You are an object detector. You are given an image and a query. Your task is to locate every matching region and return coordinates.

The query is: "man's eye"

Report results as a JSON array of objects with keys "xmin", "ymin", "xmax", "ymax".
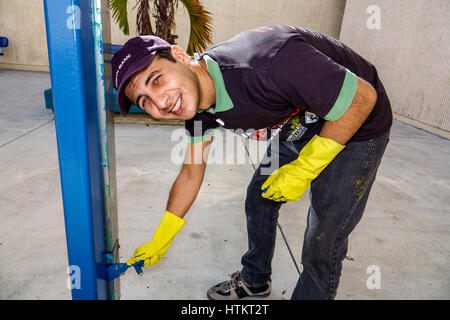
[
  {"xmin": 153, "ymin": 75, "xmax": 161, "ymax": 86},
  {"xmin": 141, "ymin": 98, "xmax": 148, "ymax": 109}
]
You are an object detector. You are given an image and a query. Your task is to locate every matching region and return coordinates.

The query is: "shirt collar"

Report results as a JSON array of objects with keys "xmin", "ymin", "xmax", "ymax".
[{"xmin": 197, "ymin": 55, "xmax": 234, "ymax": 114}]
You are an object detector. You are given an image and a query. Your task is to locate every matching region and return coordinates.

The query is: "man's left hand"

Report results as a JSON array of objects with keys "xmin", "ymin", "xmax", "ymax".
[
  {"xmin": 260, "ymin": 162, "xmax": 309, "ymax": 202},
  {"xmin": 261, "ymin": 135, "xmax": 346, "ymax": 202}
]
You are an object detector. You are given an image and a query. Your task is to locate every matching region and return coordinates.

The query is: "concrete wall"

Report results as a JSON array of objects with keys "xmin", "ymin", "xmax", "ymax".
[
  {"xmin": 0, "ymin": 0, "xmax": 346, "ymax": 71},
  {"xmin": 339, "ymin": 0, "xmax": 450, "ymax": 137}
]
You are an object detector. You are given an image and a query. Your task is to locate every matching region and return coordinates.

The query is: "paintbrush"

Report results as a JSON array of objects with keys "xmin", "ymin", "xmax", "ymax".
[{"xmin": 107, "ymin": 261, "xmax": 144, "ymax": 280}]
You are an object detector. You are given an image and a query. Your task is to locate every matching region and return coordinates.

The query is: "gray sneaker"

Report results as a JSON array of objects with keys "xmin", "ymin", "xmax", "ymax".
[{"xmin": 207, "ymin": 271, "xmax": 271, "ymax": 300}]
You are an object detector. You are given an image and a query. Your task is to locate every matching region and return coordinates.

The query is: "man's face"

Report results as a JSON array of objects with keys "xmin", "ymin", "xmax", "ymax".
[{"xmin": 125, "ymin": 49, "xmax": 200, "ymax": 120}]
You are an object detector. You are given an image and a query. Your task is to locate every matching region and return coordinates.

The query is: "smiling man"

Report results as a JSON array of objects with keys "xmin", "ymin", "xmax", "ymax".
[
  {"xmin": 111, "ymin": 25, "xmax": 392, "ymax": 300},
  {"xmin": 115, "ymin": 37, "xmax": 215, "ymax": 121}
]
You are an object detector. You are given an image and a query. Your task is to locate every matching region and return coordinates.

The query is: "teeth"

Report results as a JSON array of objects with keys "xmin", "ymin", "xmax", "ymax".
[{"xmin": 172, "ymin": 96, "xmax": 181, "ymax": 113}]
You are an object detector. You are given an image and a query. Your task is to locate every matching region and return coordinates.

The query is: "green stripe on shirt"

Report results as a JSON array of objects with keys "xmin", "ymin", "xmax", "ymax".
[
  {"xmin": 197, "ymin": 55, "xmax": 234, "ymax": 114},
  {"xmin": 325, "ymin": 69, "xmax": 358, "ymax": 121},
  {"xmin": 187, "ymin": 127, "xmax": 218, "ymax": 144}
]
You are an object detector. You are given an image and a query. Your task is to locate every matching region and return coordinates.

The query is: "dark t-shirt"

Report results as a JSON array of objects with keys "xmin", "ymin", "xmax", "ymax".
[{"xmin": 185, "ymin": 25, "xmax": 392, "ymax": 143}]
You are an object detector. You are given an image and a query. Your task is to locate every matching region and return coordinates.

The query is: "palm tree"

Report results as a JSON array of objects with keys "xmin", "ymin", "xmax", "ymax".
[{"xmin": 110, "ymin": 0, "xmax": 213, "ymax": 55}]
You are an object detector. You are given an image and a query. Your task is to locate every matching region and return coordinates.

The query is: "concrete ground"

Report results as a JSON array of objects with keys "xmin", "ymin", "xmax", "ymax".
[{"xmin": 0, "ymin": 70, "xmax": 449, "ymax": 300}]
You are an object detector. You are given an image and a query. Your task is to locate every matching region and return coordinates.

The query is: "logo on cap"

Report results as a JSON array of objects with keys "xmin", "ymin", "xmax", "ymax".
[{"xmin": 115, "ymin": 53, "xmax": 131, "ymax": 88}]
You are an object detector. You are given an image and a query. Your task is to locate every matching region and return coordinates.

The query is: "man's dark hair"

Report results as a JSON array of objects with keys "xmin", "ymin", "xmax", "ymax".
[{"xmin": 155, "ymin": 48, "xmax": 176, "ymax": 63}]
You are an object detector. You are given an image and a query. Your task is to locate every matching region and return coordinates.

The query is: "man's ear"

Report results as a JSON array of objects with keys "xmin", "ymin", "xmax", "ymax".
[{"xmin": 171, "ymin": 45, "xmax": 191, "ymax": 65}]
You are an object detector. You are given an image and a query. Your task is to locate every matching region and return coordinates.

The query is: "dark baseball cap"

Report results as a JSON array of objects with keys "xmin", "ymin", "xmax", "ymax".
[{"xmin": 112, "ymin": 36, "xmax": 172, "ymax": 115}]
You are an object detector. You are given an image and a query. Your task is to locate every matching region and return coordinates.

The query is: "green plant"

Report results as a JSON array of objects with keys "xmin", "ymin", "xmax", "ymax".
[{"xmin": 110, "ymin": 0, "xmax": 213, "ymax": 55}]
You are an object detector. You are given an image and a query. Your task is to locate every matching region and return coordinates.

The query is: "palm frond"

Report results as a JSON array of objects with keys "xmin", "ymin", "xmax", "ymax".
[
  {"xmin": 110, "ymin": 0, "xmax": 130, "ymax": 35},
  {"xmin": 180, "ymin": 0, "xmax": 213, "ymax": 55}
]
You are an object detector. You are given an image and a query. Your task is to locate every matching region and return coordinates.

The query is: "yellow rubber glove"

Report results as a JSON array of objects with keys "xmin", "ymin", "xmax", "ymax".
[
  {"xmin": 127, "ymin": 210, "xmax": 186, "ymax": 268},
  {"xmin": 261, "ymin": 135, "xmax": 345, "ymax": 202}
]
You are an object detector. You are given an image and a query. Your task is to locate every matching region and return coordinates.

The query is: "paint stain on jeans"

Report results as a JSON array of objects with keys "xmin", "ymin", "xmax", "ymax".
[
  {"xmin": 354, "ymin": 176, "xmax": 369, "ymax": 200},
  {"xmin": 316, "ymin": 232, "xmax": 325, "ymax": 240}
]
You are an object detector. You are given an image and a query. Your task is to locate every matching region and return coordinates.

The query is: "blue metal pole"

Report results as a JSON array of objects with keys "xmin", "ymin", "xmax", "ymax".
[{"xmin": 43, "ymin": 0, "xmax": 109, "ymax": 300}]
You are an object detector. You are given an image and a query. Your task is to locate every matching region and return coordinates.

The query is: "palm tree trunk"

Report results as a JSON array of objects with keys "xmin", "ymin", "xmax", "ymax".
[
  {"xmin": 136, "ymin": 0, "xmax": 154, "ymax": 36},
  {"xmin": 135, "ymin": 0, "xmax": 178, "ymax": 45},
  {"xmin": 153, "ymin": 0, "xmax": 178, "ymax": 44},
  {"xmin": 111, "ymin": 0, "xmax": 213, "ymax": 54}
]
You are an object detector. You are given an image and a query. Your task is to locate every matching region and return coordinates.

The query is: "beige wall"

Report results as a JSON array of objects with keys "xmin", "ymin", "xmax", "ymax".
[
  {"xmin": 0, "ymin": 0, "xmax": 346, "ymax": 71},
  {"xmin": 340, "ymin": 0, "xmax": 450, "ymax": 137},
  {"xmin": 171, "ymin": 0, "xmax": 347, "ymax": 50},
  {"xmin": 0, "ymin": 0, "xmax": 49, "ymax": 71}
]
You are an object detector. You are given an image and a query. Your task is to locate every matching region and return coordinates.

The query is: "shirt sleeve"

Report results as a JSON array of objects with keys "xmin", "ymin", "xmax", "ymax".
[
  {"xmin": 267, "ymin": 37, "xmax": 358, "ymax": 121},
  {"xmin": 184, "ymin": 112, "xmax": 219, "ymax": 144}
]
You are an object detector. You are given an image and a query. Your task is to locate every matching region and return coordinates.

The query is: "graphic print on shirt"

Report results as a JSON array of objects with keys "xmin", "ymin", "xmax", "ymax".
[
  {"xmin": 305, "ymin": 111, "xmax": 319, "ymax": 124},
  {"xmin": 286, "ymin": 117, "xmax": 308, "ymax": 141},
  {"xmin": 238, "ymin": 108, "xmax": 300, "ymax": 141},
  {"xmin": 238, "ymin": 109, "xmax": 320, "ymax": 142}
]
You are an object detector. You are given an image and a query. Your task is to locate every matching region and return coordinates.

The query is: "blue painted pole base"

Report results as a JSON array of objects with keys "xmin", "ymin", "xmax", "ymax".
[{"xmin": 107, "ymin": 261, "xmax": 144, "ymax": 280}]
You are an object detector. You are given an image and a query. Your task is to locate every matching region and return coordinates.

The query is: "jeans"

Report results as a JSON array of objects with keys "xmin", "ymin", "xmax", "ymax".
[{"xmin": 240, "ymin": 132, "xmax": 390, "ymax": 300}]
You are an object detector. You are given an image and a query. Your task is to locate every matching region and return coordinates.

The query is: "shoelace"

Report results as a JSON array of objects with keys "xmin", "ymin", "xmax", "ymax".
[{"xmin": 224, "ymin": 271, "xmax": 243, "ymax": 292}]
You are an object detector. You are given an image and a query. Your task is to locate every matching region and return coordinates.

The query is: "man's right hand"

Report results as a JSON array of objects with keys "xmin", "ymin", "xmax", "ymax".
[
  {"xmin": 127, "ymin": 137, "xmax": 212, "ymax": 268},
  {"xmin": 127, "ymin": 210, "xmax": 186, "ymax": 267}
]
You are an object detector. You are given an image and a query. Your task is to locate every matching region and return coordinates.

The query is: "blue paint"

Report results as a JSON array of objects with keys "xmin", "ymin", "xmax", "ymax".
[{"xmin": 106, "ymin": 261, "xmax": 144, "ymax": 280}]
